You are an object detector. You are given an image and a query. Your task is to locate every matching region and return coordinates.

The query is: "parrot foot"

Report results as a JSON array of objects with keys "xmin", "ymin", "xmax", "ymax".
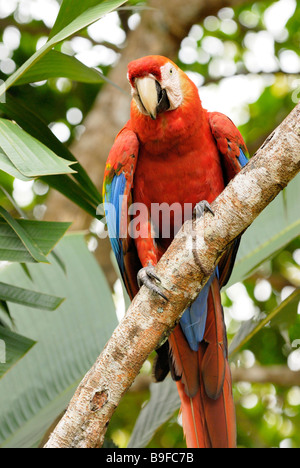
[
  {"xmin": 193, "ymin": 200, "xmax": 215, "ymax": 219},
  {"xmin": 137, "ymin": 265, "xmax": 168, "ymax": 301}
]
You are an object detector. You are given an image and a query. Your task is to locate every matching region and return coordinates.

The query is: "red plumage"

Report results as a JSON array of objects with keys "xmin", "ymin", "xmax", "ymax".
[{"xmin": 103, "ymin": 56, "xmax": 248, "ymax": 448}]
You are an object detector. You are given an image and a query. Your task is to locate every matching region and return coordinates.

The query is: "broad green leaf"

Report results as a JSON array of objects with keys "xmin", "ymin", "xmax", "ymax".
[
  {"xmin": 0, "ymin": 216, "xmax": 71, "ymax": 263},
  {"xmin": 49, "ymin": 0, "xmax": 108, "ymax": 39},
  {"xmin": 228, "ymin": 174, "xmax": 300, "ymax": 287},
  {"xmin": 0, "ymin": 170, "xmax": 14, "ymax": 197},
  {"xmin": 0, "ymin": 282, "xmax": 64, "ymax": 311},
  {"xmin": 229, "ymin": 288, "xmax": 300, "ymax": 357},
  {"xmin": 0, "ymin": 300, "xmax": 11, "ymax": 324},
  {"xmin": 0, "ymin": 148, "xmax": 31, "ymax": 181},
  {"xmin": 128, "ymin": 377, "xmax": 180, "ymax": 448},
  {"xmin": 0, "ymin": 95, "xmax": 74, "ymax": 163},
  {"xmin": 15, "ymin": 50, "xmax": 105, "ymax": 86},
  {"xmin": 43, "ymin": 174, "xmax": 99, "ymax": 218},
  {"xmin": 48, "ymin": 0, "xmax": 127, "ymax": 45},
  {"xmin": 0, "ymin": 299, "xmax": 13, "ymax": 331},
  {"xmin": 0, "ymin": 119, "xmax": 75, "ymax": 178},
  {"xmin": 0, "ymin": 207, "xmax": 49, "ymax": 264},
  {"xmin": 0, "ymin": 0, "xmax": 127, "ymax": 97},
  {"xmin": 0, "ymin": 326, "xmax": 36, "ymax": 380},
  {"xmin": 0, "ymin": 234, "xmax": 117, "ymax": 448},
  {"xmin": 0, "ymin": 95, "xmax": 101, "ymax": 211}
]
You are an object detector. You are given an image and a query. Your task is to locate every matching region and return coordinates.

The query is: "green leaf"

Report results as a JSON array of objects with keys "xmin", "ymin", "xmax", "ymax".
[
  {"xmin": 15, "ymin": 50, "xmax": 105, "ymax": 86},
  {"xmin": 0, "ymin": 326, "xmax": 36, "ymax": 380},
  {"xmin": 229, "ymin": 288, "xmax": 300, "ymax": 357},
  {"xmin": 0, "ymin": 0, "xmax": 127, "ymax": 97},
  {"xmin": 43, "ymin": 174, "xmax": 99, "ymax": 218},
  {"xmin": 0, "ymin": 95, "xmax": 73, "ymax": 162},
  {"xmin": 128, "ymin": 377, "xmax": 180, "ymax": 448},
  {"xmin": 0, "ymin": 119, "xmax": 75, "ymax": 178},
  {"xmin": 0, "ymin": 148, "xmax": 31, "ymax": 181},
  {"xmin": 0, "ymin": 207, "xmax": 49, "ymax": 264},
  {"xmin": 49, "ymin": 0, "xmax": 127, "ymax": 50},
  {"xmin": 0, "ymin": 282, "xmax": 64, "ymax": 311},
  {"xmin": 0, "ymin": 300, "xmax": 12, "ymax": 325},
  {"xmin": 0, "ymin": 215, "xmax": 71, "ymax": 263},
  {"xmin": 20, "ymin": 263, "xmax": 33, "ymax": 281},
  {"xmin": 49, "ymin": 0, "xmax": 109, "ymax": 39},
  {"xmin": 0, "ymin": 234, "xmax": 117, "ymax": 448},
  {"xmin": 0, "ymin": 94, "xmax": 101, "ymax": 209},
  {"xmin": 228, "ymin": 175, "xmax": 300, "ymax": 286}
]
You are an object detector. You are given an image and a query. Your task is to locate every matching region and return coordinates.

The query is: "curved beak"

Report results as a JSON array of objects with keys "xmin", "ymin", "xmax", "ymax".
[{"xmin": 136, "ymin": 77, "xmax": 158, "ymax": 120}]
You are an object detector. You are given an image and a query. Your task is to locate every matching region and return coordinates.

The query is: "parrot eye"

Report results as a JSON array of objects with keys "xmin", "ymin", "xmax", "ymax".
[{"xmin": 169, "ymin": 68, "xmax": 173, "ymax": 75}]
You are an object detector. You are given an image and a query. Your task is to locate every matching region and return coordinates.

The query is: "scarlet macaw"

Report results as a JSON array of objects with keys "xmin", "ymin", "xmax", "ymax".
[{"xmin": 103, "ymin": 55, "xmax": 248, "ymax": 448}]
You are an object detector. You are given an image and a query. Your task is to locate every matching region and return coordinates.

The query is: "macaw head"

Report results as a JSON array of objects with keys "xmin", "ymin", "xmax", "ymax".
[{"xmin": 127, "ymin": 55, "xmax": 195, "ymax": 120}]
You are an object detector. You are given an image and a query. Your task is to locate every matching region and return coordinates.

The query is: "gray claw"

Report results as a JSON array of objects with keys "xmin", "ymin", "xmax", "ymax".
[
  {"xmin": 193, "ymin": 200, "xmax": 215, "ymax": 219},
  {"xmin": 137, "ymin": 265, "xmax": 168, "ymax": 301}
]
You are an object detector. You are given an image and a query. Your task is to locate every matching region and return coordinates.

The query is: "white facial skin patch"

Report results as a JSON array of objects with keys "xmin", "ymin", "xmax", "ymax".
[{"xmin": 129, "ymin": 62, "xmax": 183, "ymax": 117}]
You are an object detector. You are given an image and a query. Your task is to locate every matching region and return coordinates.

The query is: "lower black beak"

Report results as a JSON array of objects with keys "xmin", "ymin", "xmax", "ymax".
[{"xmin": 155, "ymin": 81, "xmax": 170, "ymax": 116}]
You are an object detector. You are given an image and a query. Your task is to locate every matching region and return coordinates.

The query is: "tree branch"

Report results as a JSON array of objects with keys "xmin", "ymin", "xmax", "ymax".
[
  {"xmin": 129, "ymin": 364, "xmax": 300, "ymax": 392},
  {"xmin": 232, "ymin": 365, "xmax": 300, "ymax": 387},
  {"xmin": 44, "ymin": 102, "xmax": 300, "ymax": 448}
]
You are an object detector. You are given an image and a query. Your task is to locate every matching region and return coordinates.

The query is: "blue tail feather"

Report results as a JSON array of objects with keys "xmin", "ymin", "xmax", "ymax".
[{"xmin": 180, "ymin": 271, "xmax": 216, "ymax": 352}]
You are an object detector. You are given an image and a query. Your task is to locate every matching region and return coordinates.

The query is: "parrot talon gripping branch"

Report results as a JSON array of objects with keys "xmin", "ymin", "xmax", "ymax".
[
  {"xmin": 137, "ymin": 264, "xmax": 168, "ymax": 301},
  {"xmin": 193, "ymin": 200, "xmax": 215, "ymax": 219},
  {"xmin": 103, "ymin": 55, "xmax": 250, "ymax": 448}
]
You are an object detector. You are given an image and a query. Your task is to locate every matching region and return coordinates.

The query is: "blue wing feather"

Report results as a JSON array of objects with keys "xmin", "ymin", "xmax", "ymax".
[
  {"xmin": 238, "ymin": 148, "xmax": 248, "ymax": 168},
  {"xmin": 104, "ymin": 173, "xmax": 127, "ymax": 274}
]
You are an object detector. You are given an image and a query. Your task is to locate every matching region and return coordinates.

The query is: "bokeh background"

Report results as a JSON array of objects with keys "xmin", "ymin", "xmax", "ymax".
[{"xmin": 0, "ymin": 0, "xmax": 299, "ymax": 448}]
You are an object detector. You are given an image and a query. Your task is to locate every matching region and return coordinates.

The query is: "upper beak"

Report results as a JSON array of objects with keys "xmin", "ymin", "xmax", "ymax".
[{"xmin": 136, "ymin": 77, "xmax": 158, "ymax": 120}]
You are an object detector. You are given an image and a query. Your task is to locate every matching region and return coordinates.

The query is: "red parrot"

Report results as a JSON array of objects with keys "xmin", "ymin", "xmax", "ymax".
[{"xmin": 103, "ymin": 55, "xmax": 248, "ymax": 448}]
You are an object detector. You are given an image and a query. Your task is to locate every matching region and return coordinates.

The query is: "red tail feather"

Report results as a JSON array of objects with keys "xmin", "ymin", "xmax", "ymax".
[
  {"xmin": 176, "ymin": 378, "xmax": 211, "ymax": 448},
  {"xmin": 169, "ymin": 326, "xmax": 199, "ymax": 398},
  {"xmin": 202, "ymin": 360, "xmax": 236, "ymax": 447},
  {"xmin": 201, "ymin": 276, "xmax": 227, "ymax": 399},
  {"xmin": 169, "ymin": 277, "xmax": 236, "ymax": 448}
]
